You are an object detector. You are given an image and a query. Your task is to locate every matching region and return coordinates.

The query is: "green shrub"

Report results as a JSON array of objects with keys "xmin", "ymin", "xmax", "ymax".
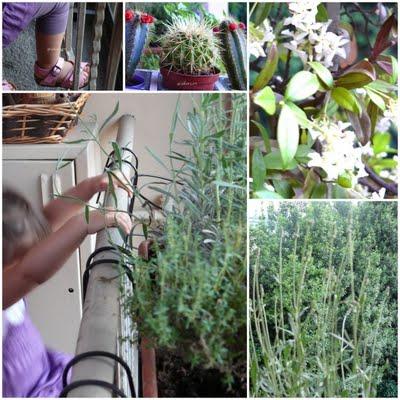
[
  {"xmin": 250, "ymin": 202, "xmax": 397, "ymax": 397},
  {"xmin": 123, "ymin": 94, "xmax": 247, "ymax": 384}
]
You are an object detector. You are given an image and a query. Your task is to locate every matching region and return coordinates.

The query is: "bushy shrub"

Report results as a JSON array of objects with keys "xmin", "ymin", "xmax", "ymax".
[
  {"xmin": 250, "ymin": 202, "xmax": 397, "ymax": 397},
  {"xmin": 123, "ymin": 94, "xmax": 247, "ymax": 386}
]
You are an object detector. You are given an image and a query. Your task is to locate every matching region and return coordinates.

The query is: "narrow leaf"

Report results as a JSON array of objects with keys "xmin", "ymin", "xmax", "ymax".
[
  {"xmin": 99, "ymin": 101, "xmax": 119, "ymax": 134},
  {"xmin": 111, "ymin": 141, "xmax": 122, "ymax": 169},
  {"xmin": 253, "ymin": 43, "xmax": 279, "ymax": 91},
  {"xmin": 252, "ymin": 120, "xmax": 271, "ymax": 153},
  {"xmin": 252, "ymin": 148, "xmax": 266, "ymax": 191}
]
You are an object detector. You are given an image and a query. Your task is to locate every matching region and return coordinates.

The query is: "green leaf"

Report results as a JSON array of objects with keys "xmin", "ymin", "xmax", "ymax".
[
  {"xmin": 337, "ymin": 172, "xmax": 353, "ymax": 188},
  {"xmin": 332, "ymin": 184, "xmax": 350, "ymax": 199},
  {"xmin": 111, "ymin": 141, "xmax": 122, "ymax": 169},
  {"xmin": 252, "ymin": 3, "xmax": 272, "ymax": 26},
  {"xmin": 253, "ymin": 189, "xmax": 284, "ymax": 199},
  {"xmin": 303, "ymin": 169, "xmax": 319, "ymax": 198},
  {"xmin": 346, "ymin": 108, "xmax": 371, "ymax": 146},
  {"xmin": 264, "ymin": 151, "xmax": 298, "ymax": 170},
  {"xmin": 285, "ymin": 101, "xmax": 312, "ymax": 128},
  {"xmin": 254, "ymin": 86, "xmax": 276, "ymax": 115},
  {"xmin": 272, "ymin": 179, "xmax": 295, "ymax": 198},
  {"xmin": 365, "ymin": 88, "xmax": 386, "ymax": 111},
  {"xmin": 316, "ymin": 3, "xmax": 328, "ymax": 22},
  {"xmin": 252, "ymin": 120, "xmax": 271, "ymax": 153},
  {"xmin": 99, "ymin": 101, "xmax": 119, "ymax": 134},
  {"xmin": 277, "ymin": 104, "xmax": 299, "ymax": 167},
  {"xmin": 253, "ymin": 43, "xmax": 279, "ymax": 91},
  {"xmin": 331, "ymin": 87, "xmax": 361, "ymax": 115},
  {"xmin": 84, "ymin": 205, "xmax": 90, "ymax": 224},
  {"xmin": 311, "ymin": 183, "xmax": 327, "ymax": 198},
  {"xmin": 285, "ymin": 71, "xmax": 320, "ymax": 102},
  {"xmin": 107, "ymin": 171, "xmax": 118, "ymax": 207},
  {"xmin": 367, "ymin": 102, "xmax": 379, "ymax": 133},
  {"xmin": 295, "ymin": 144, "xmax": 312, "ymax": 163},
  {"xmin": 367, "ymin": 79, "xmax": 397, "ymax": 92},
  {"xmin": 308, "ymin": 61, "xmax": 334, "ymax": 89},
  {"xmin": 390, "ymin": 56, "xmax": 398, "ymax": 84},
  {"xmin": 252, "ymin": 148, "xmax": 266, "ymax": 191},
  {"xmin": 335, "ymin": 60, "xmax": 376, "ymax": 89},
  {"xmin": 372, "ymin": 132, "xmax": 391, "ymax": 154}
]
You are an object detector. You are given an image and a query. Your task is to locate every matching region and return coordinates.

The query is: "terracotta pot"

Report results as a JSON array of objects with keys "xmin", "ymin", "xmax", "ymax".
[
  {"xmin": 141, "ymin": 338, "xmax": 158, "ymax": 397},
  {"xmin": 160, "ymin": 66, "xmax": 219, "ymax": 91},
  {"xmin": 144, "ymin": 46, "xmax": 162, "ymax": 56}
]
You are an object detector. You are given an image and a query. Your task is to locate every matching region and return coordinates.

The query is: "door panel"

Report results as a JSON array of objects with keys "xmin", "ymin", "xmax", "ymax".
[{"xmin": 3, "ymin": 160, "xmax": 82, "ymax": 354}]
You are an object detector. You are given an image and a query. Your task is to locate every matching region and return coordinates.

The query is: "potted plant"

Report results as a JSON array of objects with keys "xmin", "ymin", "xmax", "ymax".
[
  {"xmin": 214, "ymin": 20, "xmax": 247, "ymax": 91},
  {"xmin": 159, "ymin": 17, "xmax": 221, "ymax": 90},
  {"xmin": 122, "ymin": 94, "xmax": 247, "ymax": 396},
  {"xmin": 125, "ymin": 9, "xmax": 154, "ymax": 89}
]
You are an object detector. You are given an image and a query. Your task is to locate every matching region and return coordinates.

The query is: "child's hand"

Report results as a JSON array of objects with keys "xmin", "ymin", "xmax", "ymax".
[
  {"xmin": 96, "ymin": 171, "xmax": 133, "ymax": 197},
  {"xmin": 86, "ymin": 210, "xmax": 133, "ymax": 235}
]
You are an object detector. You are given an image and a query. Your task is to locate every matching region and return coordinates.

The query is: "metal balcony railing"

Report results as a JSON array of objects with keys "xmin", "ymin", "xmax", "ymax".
[{"xmin": 60, "ymin": 115, "xmax": 138, "ymax": 397}]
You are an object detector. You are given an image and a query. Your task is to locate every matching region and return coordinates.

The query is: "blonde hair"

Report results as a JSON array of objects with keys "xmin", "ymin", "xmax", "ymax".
[{"xmin": 3, "ymin": 187, "xmax": 50, "ymax": 264}]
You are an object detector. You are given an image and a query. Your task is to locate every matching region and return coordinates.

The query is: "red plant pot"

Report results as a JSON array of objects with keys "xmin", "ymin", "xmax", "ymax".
[{"xmin": 160, "ymin": 67, "xmax": 220, "ymax": 91}]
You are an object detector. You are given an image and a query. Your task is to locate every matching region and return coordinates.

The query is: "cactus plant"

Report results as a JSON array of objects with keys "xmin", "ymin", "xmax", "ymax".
[
  {"xmin": 125, "ymin": 9, "xmax": 154, "ymax": 84},
  {"xmin": 160, "ymin": 17, "xmax": 220, "ymax": 75},
  {"xmin": 215, "ymin": 20, "xmax": 247, "ymax": 90}
]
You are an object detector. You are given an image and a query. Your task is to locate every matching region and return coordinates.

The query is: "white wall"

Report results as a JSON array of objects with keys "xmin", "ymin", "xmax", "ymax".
[{"xmin": 82, "ymin": 93, "xmax": 201, "ymax": 204}]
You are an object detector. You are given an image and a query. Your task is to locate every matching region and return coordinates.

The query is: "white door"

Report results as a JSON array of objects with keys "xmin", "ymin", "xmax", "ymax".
[{"xmin": 3, "ymin": 160, "xmax": 82, "ymax": 354}]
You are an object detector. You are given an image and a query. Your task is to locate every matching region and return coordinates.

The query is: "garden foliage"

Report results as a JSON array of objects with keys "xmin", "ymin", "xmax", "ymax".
[
  {"xmin": 123, "ymin": 94, "xmax": 247, "ymax": 385},
  {"xmin": 250, "ymin": 2, "xmax": 398, "ymax": 199},
  {"xmin": 250, "ymin": 201, "xmax": 397, "ymax": 397}
]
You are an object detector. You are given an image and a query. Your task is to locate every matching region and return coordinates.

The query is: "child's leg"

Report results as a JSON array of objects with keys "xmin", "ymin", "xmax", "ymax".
[
  {"xmin": 3, "ymin": 2, "xmax": 89, "ymax": 88},
  {"xmin": 34, "ymin": 3, "xmax": 89, "ymax": 87}
]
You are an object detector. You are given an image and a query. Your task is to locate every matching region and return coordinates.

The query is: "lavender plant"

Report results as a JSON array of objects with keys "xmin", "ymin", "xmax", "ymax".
[
  {"xmin": 119, "ymin": 94, "xmax": 247, "ymax": 392},
  {"xmin": 250, "ymin": 202, "xmax": 396, "ymax": 397}
]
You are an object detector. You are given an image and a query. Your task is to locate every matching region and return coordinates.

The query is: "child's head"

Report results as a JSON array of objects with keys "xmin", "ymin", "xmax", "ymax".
[{"xmin": 3, "ymin": 188, "xmax": 50, "ymax": 265}]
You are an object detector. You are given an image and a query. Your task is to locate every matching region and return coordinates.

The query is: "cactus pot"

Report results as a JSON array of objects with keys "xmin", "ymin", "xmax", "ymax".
[
  {"xmin": 126, "ymin": 72, "xmax": 146, "ymax": 90},
  {"xmin": 160, "ymin": 67, "xmax": 220, "ymax": 91}
]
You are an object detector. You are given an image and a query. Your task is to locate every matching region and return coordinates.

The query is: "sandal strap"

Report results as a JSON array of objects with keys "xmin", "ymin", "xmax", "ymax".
[
  {"xmin": 34, "ymin": 57, "xmax": 65, "ymax": 87},
  {"xmin": 61, "ymin": 61, "xmax": 90, "ymax": 88}
]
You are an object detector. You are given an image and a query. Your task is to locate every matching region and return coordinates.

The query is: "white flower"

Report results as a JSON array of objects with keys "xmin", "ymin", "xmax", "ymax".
[
  {"xmin": 371, "ymin": 188, "xmax": 386, "ymax": 200},
  {"xmin": 307, "ymin": 119, "xmax": 370, "ymax": 185},
  {"xmin": 250, "ymin": 19, "xmax": 275, "ymax": 58},
  {"xmin": 283, "ymin": 3, "xmax": 348, "ymax": 68},
  {"xmin": 312, "ymin": 24, "xmax": 348, "ymax": 67},
  {"xmin": 376, "ymin": 98, "xmax": 398, "ymax": 132}
]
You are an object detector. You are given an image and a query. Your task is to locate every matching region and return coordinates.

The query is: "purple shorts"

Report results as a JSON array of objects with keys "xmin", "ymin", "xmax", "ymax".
[{"xmin": 3, "ymin": 2, "xmax": 69, "ymax": 47}]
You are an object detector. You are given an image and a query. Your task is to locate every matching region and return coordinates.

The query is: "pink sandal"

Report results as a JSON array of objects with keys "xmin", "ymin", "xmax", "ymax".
[
  {"xmin": 3, "ymin": 79, "xmax": 16, "ymax": 91},
  {"xmin": 34, "ymin": 57, "xmax": 90, "ymax": 89}
]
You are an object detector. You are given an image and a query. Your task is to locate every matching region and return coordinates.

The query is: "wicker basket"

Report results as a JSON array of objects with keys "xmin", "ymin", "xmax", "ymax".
[{"xmin": 3, "ymin": 93, "xmax": 90, "ymax": 144}]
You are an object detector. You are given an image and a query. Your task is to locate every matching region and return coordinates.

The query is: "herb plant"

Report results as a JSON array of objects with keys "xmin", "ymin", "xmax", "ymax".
[
  {"xmin": 250, "ymin": 201, "xmax": 397, "ymax": 397},
  {"xmin": 122, "ymin": 94, "xmax": 247, "ymax": 390}
]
